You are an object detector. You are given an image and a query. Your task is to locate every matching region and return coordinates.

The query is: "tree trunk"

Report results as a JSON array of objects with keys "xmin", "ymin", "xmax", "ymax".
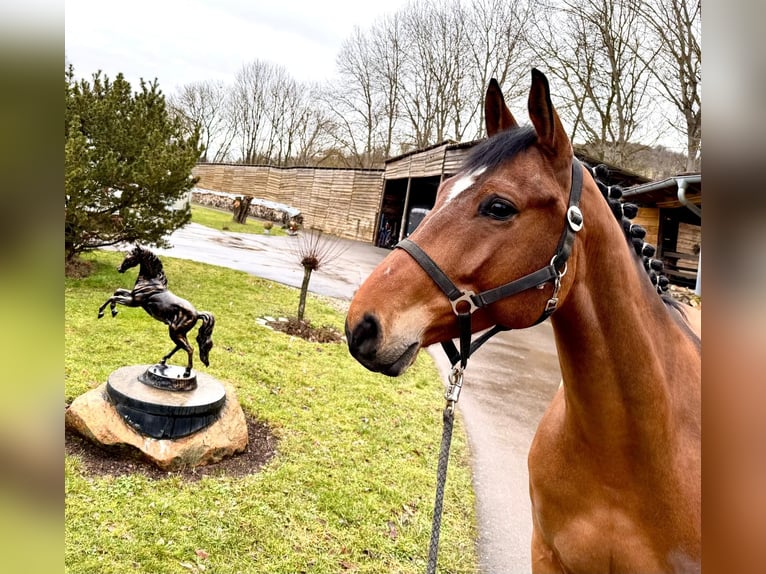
[
  {"xmin": 232, "ymin": 195, "xmax": 253, "ymax": 224},
  {"xmin": 297, "ymin": 266, "xmax": 312, "ymax": 321}
]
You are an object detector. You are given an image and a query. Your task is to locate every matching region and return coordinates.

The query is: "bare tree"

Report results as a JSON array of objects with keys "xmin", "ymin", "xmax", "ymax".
[
  {"xmin": 529, "ymin": 0, "xmax": 658, "ymax": 167},
  {"xmin": 170, "ymin": 80, "xmax": 235, "ymax": 162},
  {"xmin": 290, "ymin": 86, "xmax": 335, "ymax": 166},
  {"xmin": 632, "ymin": 0, "xmax": 701, "ymax": 171},
  {"xmin": 368, "ymin": 13, "xmax": 406, "ymax": 159},
  {"xmin": 230, "ymin": 61, "xmax": 328, "ymax": 166},
  {"xmin": 326, "ymin": 27, "xmax": 383, "ymax": 167},
  {"xmin": 398, "ymin": 0, "xmax": 472, "ymax": 147},
  {"xmin": 394, "ymin": 0, "xmax": 532, "ymax": 147},
  {"xmin": 322, "ymin": 0, "xmax": 533, "ymax": 157},
  {"xmin": 292, "ymin": 228, "xmax": 348, "ymax": 321},
  {"xmin": 266, "ymin": 67, "xmax": 303, "ymax": 165},
  {"xmin": 231, "ymin": 60, "xmax": 275, "ymax": 164},
  {"xmin": 466, "ymin": 0, "xmax": 533, "ymax": 137}
]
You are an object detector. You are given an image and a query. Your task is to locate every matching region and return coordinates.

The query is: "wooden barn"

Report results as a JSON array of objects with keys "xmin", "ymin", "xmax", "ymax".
[
  {"xmin": 376, "ymin": 140, "xmax": 478, "ymax": 247},
  {"xmin": 192, "ymin": 163, "xmax": 384, "ymax": 242}
]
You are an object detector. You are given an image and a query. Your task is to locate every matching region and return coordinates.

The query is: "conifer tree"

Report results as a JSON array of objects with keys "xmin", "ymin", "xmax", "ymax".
[{"xmin": 65, "ymin": 65, "xmax": 202, "ymax": 261}]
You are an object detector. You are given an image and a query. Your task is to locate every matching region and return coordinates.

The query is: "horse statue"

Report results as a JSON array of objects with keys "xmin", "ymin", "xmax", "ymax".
[
  {"xmin": 345, "ymin": 70, "xmax": 700, "ymax": 572},
  {"xmin": 98, "ymin": 245, "xmax": 215, "ymax": 378}
]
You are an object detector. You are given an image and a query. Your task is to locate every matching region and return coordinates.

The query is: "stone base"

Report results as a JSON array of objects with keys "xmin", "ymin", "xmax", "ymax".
[{"xmin": 66, "ymin": 368, "xmax": 248, "ymax": 471}]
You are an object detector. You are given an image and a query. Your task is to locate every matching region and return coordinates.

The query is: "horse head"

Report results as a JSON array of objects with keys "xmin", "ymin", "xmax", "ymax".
[
  {"xmin": 346, "ymin": 69, "xmax": 584, "ymax": 376},
  {"xmin": 117, "ymin": 245, "xmax": 146, "ymax": 273}
]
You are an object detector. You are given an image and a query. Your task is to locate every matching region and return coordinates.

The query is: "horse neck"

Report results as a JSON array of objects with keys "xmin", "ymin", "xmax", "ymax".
[
  {"xmin": 137, "ymin": 258, "xmax": 167, "ymax": 286},
  {"xmin": 550, "ymin": 187, "xmax": 700, "ymax": 456}
]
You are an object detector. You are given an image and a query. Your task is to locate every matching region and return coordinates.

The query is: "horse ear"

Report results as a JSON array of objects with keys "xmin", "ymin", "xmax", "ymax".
[
  {"xmin": 485, "ymin": 78, "xmax": 518, "ymax": 137},
  {"xmin": 528, "ymin": 69, "xmax": 571, "ymax": 166}
]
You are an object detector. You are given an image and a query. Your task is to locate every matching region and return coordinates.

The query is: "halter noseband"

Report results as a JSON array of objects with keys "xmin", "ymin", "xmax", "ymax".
[{"xmin": 395, "ymin": 158, "xmax": 584, "ymax": 390}]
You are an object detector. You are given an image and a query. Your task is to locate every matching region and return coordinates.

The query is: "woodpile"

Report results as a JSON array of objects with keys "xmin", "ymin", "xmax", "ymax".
[{"xmin": 192, "ymin": 189, "xmax": 303, "ymax": 225}]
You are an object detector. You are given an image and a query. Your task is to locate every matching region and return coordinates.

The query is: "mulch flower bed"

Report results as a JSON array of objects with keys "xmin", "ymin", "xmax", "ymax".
[
  {"xmin": 264, "ymin": 317, "xmax": 344, "ymax": 343},
  {"xmin": 65, "ymin": 414, "xmax": 276, "ymax": 481}
]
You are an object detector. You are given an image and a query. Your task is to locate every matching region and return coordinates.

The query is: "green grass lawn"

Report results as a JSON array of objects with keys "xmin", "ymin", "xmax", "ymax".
[
  {"xmin": 191, "ymin": 204, "xmax": 286, "ymax": 235},
  {"xmin": 65, "ymin": 251, "xmax": 477, "ymax": 573}
]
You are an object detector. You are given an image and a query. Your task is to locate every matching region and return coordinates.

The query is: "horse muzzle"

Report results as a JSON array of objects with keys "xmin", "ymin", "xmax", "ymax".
[{"xmin": 345, "ymin": 313, "xmax": 420, "ymax": 377}]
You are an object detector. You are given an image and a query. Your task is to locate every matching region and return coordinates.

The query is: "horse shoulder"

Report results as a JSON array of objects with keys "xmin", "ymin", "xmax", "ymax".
[{"xmin": 528, "ymin": 388, "xmax": 699, "ymax": 572}]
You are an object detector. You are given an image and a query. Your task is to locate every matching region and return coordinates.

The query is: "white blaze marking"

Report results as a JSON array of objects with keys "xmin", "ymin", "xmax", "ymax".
[
  {"xmin": 444, "ymin": 166, "xmax": 486, "ymax": 205},
  {"xmin": 412, "ymin": 165, "xmax": 488, "ymax": 234}
]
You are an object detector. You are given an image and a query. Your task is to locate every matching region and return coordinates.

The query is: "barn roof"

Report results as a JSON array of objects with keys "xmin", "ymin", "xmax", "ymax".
[
  {"xmin": 623, "ymin": 173, "xmax": 702, "ymax": 211},
  {"xmin": 384, "ymin": 138, "xmax": 651, "ymax": 187}
]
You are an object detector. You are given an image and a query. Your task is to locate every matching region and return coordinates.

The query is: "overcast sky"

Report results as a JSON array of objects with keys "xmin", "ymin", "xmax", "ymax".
[{"xmin": 65, "ymin": 0, "xmax": 410, "ymax": 94}]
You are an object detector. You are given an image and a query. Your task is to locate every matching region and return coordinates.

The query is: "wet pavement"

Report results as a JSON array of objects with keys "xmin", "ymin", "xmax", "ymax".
[
  {"xmin": 150, "ymin": 223, "xmax": 391, "ymax": 300},
  {"xmin": 154, "ymin": 222, "xmax": 564, "ymax": 572}
]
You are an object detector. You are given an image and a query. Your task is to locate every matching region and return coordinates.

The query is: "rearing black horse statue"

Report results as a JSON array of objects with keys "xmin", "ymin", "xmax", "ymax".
[{"xmin": 98, "ymin": 245, "xmax": 215, "ymax": 377}]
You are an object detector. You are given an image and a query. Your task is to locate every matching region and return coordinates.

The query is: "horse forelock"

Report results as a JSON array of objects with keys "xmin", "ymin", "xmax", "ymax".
[{"xmin": 462, "ymin": 125, "xmax": 537, "ymax": 176}]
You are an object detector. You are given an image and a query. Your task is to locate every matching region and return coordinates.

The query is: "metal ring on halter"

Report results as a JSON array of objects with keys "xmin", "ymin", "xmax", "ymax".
[
  {"xmin": 549, "ymin": 254, "xmax": 568, "ymax": 278},
  {"xmin": 449, "ymin": 291, "xmax": 478, "ymax": 316}
]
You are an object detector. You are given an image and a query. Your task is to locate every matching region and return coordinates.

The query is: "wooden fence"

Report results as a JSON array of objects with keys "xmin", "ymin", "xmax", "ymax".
[{"xmin": 192, "ymin": 164, "xmax": 384, "ymax": 242}]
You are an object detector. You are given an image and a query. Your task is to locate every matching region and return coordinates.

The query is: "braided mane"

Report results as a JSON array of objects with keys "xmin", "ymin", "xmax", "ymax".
[{"xmin": 583, "ymin": 163, "xmax": 671, "ymax": 297}]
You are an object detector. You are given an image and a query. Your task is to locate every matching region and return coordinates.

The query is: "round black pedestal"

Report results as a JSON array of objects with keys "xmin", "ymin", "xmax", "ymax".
[{"xmin": 106, "ymin": 365, "xmax": 226, "ymax": 439}]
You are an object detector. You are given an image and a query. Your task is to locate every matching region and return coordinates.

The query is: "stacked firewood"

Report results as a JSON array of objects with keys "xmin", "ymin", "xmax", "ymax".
[{"xmin": 192, "ymin": 189, "xmax": 303, "ymax": 225}]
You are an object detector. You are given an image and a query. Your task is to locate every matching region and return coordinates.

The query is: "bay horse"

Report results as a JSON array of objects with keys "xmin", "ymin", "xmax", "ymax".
[
  {"xmin": 346, "ymin": 70, "xmax": 700, "ymax": 572},
  {"xmin": 98, "ymin": 245, "xmax": 215, "ymax": 377}
]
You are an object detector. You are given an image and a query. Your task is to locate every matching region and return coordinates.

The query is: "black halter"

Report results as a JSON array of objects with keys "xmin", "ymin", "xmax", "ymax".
[{"xmin": 395, "ymin": 158, "xmax": 584, "ymax": 378}]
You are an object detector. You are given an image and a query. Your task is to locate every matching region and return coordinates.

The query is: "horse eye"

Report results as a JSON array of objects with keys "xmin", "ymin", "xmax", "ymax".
[{"xmin": 481, "ymin": 197, "xmax": 517, "ymax": 220}]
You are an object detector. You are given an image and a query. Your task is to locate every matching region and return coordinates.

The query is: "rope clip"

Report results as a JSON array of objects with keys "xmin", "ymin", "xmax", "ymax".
[{"xmin": 445, "ymin": 366, "xmax": 465, "ymax": 411}]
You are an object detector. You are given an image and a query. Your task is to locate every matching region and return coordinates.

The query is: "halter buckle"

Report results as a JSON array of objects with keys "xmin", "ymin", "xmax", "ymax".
[
  {"xmin": 450, "ymin": 291, "xmax": 478, "ymax": 316},
  {"xmin": 567, "ymin": 205, "xmax": 584, "ymax": 232},
  {"xmin": 544, "ymin": 296, "xmax": 559, "ymax": 313}
]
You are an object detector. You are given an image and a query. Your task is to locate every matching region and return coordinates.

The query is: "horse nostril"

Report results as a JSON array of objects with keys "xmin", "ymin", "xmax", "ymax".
[{"xmin": 347, "ymin": 313, "xmax": 381, "ymax": 359}]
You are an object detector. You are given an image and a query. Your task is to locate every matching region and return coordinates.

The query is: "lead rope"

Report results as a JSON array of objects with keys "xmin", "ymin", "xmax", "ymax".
[{"xmin": 426, "ymin": 366, "xmax": 464, "ymax": 574}]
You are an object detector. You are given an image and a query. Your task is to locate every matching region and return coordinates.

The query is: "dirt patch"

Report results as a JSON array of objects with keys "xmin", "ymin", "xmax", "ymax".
[
  {"xmin": 65, "ymin": 414, "xmax": 277, "ymax": 481},
  {"xmin": 65, "ymin": 258, "xmax": 94, "ymax": 278},
  {"xmin": 266, "ymin": 317, "xmax": 345, "ymax": 344}
]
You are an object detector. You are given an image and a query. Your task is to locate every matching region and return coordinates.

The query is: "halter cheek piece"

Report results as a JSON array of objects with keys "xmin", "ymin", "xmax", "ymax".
[{"xmin": 395, "ymin": 158, "xmax": 584, "ymax": 402}]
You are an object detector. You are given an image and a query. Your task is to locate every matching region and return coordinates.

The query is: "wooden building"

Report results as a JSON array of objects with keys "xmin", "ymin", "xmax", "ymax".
[
  {"xmin": 376, "ymin": 140, "xmax": 478, "ymax": 247},
  {"xmin": 623, "ymin": 174, "xmax": 702, "ymax": 291},
  {"xmin": 192, "ymin": 163, "xmax": 384, "ymax": 242}
]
